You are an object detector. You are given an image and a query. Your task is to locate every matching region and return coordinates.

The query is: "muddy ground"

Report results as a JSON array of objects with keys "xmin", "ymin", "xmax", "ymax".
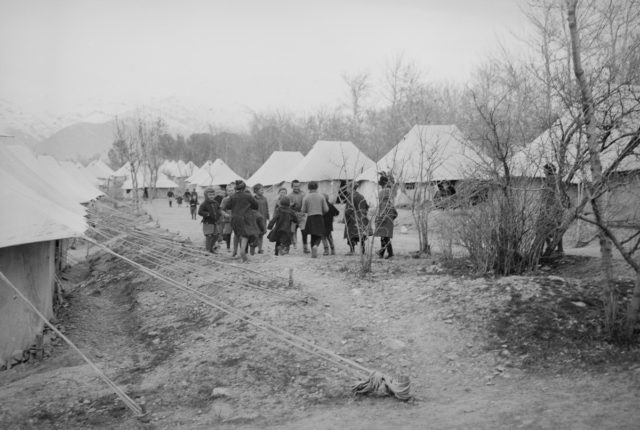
[{"xmin": 1, "ymin": 200, "xmax": 639, "ymax": 429}]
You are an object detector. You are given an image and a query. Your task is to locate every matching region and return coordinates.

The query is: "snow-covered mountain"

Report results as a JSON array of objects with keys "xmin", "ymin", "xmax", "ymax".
[
  {"xmin": 1, "ymin": 97, "xmax": 247, "ymax": 160},
  {"xmin": 0, "ymin": 99, "xmax": 55, "ymax": 145}
]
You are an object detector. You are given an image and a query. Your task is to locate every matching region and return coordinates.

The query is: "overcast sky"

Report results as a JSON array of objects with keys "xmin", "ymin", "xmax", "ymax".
[{"xmin": 1, "ymin": 0, "xmax": 532, "ymax": 117}]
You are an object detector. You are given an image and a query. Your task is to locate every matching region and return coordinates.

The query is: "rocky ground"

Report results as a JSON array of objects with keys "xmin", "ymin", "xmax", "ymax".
[{"xmin": 1, "ymin": 200, "xmax": 639, "ymax": 429}]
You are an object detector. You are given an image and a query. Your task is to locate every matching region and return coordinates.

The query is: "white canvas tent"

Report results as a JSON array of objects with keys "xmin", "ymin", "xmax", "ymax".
[
  {"xmin": 0, "ymin": 144, "xmax": 88, "ymax": 364},
  {"xmin": 160, "ymin": 160, "xmax": 180, "ymax": 177},
  {"xmin": 1, "ymin": 149, "xmax": 81, "ymax": 215},
  {"xmin": 355, "ymin": 125, "xmax": 478, "ymax": 205},
  {"xmin": 185, "ymin": 160, "xmax": 211, "ymax": 184},
  {"xmin": 511, "ymin": 110, "xmax": 640, "ymax": 180},
  {"xmin": 284, "ymin": 141, "xmax": 374, "ymax": 198},
  {"xmin": 181, "ymin": 161, "xmax": 197, "ymax": 178},
  {"xmin": 121, "ymin": 168, "xmax": 179, "ymax": 191},
  {"xmin": 356, "ymin": 125, "xmax": 480, "ymax": 205},
  {"xmin": 247, "ymin": 151, "xmax": 304, "ymax": 187},
  {"xmin": 85, "ymin": 159, "xmax": 114, "ymax": 181},
  {"xmin": 189, "ymin": 159, "xmax": 244, "ymax": 190},
  {"xmin": 38, "ymin": 155, "xmax": 103, "ymax": 203},
  {"xmin": 61, "ymin": 161, "xmax": 101, "ymax": 187},
  {"xmin": 112, "ymin": 161, "xmax": 132, "ymax": 178}
]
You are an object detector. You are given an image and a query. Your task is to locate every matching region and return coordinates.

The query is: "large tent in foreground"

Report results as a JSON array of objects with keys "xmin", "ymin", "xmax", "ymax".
[
  {"xmin": 357, "ymin": 125, "xmax": 481, "ymax": 206},
  {"xmin": 0, "ymin": 144, "xmax": 92, "ymax": 363},
  {"xmin": 284, "ymin": 141, "xmax": 375, "ymax": 199}
]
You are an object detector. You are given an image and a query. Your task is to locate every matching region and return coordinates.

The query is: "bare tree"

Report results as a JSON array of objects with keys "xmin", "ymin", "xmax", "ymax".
[
  {"xmin": 112, "ymin": 116, "xmax": 142, "ymax": 210},
  {"xmin": 565, "ymin": 0, "xmax": 640, "ymax": 339},
  {"xmin": 342, "ymin": 71, "xmax": 371, "ymax": 146},
  {"xmin": 522, "ymin": 0, "xmax": 640, "ymax": 338},
  {"xmin": 136, "ymin": 114, "xmax": 166, "ymax": 199}
]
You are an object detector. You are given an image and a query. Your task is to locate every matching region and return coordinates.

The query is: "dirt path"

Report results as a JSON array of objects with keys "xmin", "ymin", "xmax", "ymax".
[
  {"xmin": 143, "ymin": 200, "xmax": 640, "ymax": 429},
  {"xmin": 1, "ymin": 201, "xmax": 639, "ymax": 429}
]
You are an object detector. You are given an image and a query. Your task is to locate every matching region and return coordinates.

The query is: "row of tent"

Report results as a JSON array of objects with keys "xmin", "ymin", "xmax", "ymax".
[
  {"xmin": 103, "ymin": 125, "xmax": 476, "ymax": 199},
  {"xmin": 176, "ymin": 124, "xmax": 480, "ymax": 203},
  {"xmin": 0, "ymin": 144, "xmax": 103, "ymax": 362},
  {"xmin": 78, "ymin": 117, "xmax": 640, "ymax": 199}
]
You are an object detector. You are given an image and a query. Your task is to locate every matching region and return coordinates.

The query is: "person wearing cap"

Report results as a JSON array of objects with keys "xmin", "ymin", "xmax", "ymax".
[{"xmin": 222, "ymin": 180, "xmax": 259, "ymax": 262}]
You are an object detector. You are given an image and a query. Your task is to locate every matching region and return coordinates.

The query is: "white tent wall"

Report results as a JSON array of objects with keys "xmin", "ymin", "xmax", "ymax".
[
  {"xmin": 357, "ymin": 180, "xmax": 427, "ymax": 210},
  {"xmin": 0, "ymin": 146, "xmax": 89, "ymax": 218},
  {"xmin": 0, "ymin": 240, "xmax": 56, "ymax": 363},
  {"xmin": 247, "ymin": 151, "xmax": 305, "ymax": 187},
  {"xmin": 38, "ymin": 155, "xmax": 103, "ymax": 203},
  {"xmin": 190, "ymin": 159, "xmax": 244, "ymax": 190},
  {"xmin": 0, "ymin": 145, "xmax": 88, "ymax": 364},
  {"xmin": 284, "ymin": 141, "xmax": 375, "ymax": 184}
]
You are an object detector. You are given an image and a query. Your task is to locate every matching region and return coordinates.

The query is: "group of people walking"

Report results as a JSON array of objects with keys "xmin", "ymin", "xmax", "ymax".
[{"xmin": 170, "ymin": 174, "xmax": 397, "ymax": 262}]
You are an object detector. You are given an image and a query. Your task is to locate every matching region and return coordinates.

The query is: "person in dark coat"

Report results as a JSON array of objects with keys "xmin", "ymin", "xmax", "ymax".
[
  {"xmin": 222, "ymin": 180, "xmax": 259, "ymax": 262},
  {"xmin": 220, "ymin": 183, "xmax": 235, "ymax": 252},
  {"xmin": 167, "ymin": 189, "xmax": 174, "ymax": 207},
  {"xmin": 267, "ymin": 196, "xmax": 298, "ymax": 255},
  {"xmin": 374, "ymin": 173, "xmax": 397, "ymax": 259},
  {"xmin": 321, "ymin": 193, "xmax": 340, "ymax": 255},
  {"xmin": 189, "ymin": 189, "xmax": 199, "ymax": 220},
  {"xmin": 253, "ymin": 183, "xmax": 270, "ymax": 254},
  {"xmin": 342, "ymin": 181, "xmax": 370, "ymax": 255},
  {"xmin": 198, "ymin": 188, "xmax": 221, "ymax": 253}
]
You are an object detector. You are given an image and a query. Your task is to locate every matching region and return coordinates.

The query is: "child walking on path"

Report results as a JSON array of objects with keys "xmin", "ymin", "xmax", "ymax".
[
  {"xmin": 189, "ymin": 190, "xmax": 199, "ymax": 220},
  {"xmin": 267, "ymin": 196, "xmax": 297, "ymax": 256},
  {"xmin": 253, "ymin": 183, "xmax": 270, "ymax": 254},
  {"xmin": 222, "ymin": 180, "xmax": 259, "ymax": 263},
  {"xmin": 321, "ymin": 193, "xmax": 340, "ymax": 255},
  {"xmin": 198, "ymin": 188, "xmax": 221, "ymax": 253},
  {"xmin": 220, "ymin": 183, "xmax": 235, "ymax": 252}
]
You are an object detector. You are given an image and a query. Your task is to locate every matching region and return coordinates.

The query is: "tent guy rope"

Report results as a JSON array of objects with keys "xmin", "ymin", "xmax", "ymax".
[
  {"xmin": 83, "ymin": 235, "xmax": 412, "ymax": 401},
  {"xmin": 0, "ymin": 271, "xmax": 146, "ymax": 418}
]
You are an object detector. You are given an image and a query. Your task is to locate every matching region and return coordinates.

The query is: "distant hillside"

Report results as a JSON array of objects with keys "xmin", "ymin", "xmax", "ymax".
[
  {"xmin": 35, "ymin": 121, "xmax": 116, "ymax": 160},
  {"xmin": 3, "ymin": 96, "xmax": 247, "ymax": 160},
  {"xmin": 0, "ymin": 128, "xmax": 40, "ymax": 148},
  {"xmin": 0, "ymin": 99, "xmax": 54, "ymax": 144}
]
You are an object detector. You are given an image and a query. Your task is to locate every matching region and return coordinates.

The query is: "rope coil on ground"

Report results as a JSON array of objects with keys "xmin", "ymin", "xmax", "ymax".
[{"xmin": 351, "ymin": 371, "xmax": 412, "ymax": 401}]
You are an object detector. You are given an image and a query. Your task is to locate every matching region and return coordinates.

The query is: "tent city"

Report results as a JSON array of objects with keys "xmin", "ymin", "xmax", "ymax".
[{"xmin": 1, "ymin": 1, "xmax": 640, "ymax": 428}]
